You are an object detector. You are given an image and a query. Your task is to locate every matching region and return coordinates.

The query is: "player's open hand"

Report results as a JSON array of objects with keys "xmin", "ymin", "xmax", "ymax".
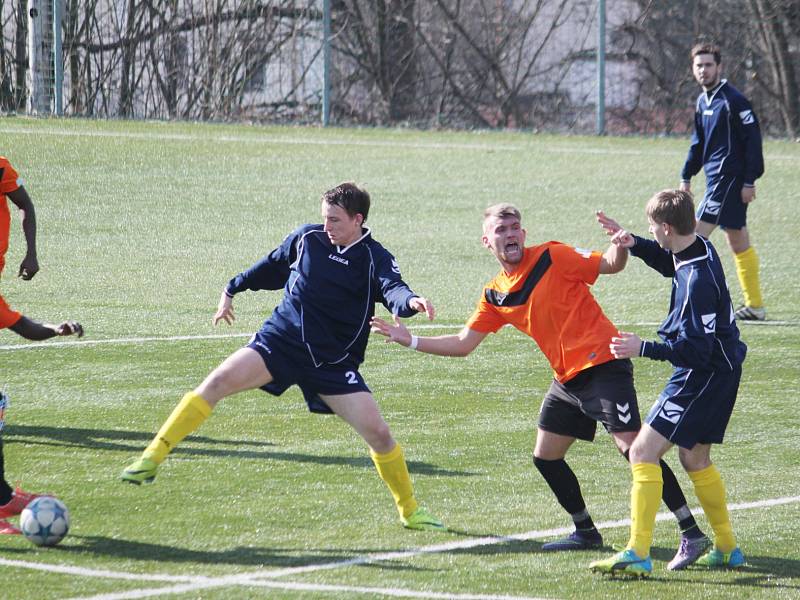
[
  {"xmin": 370, "ymin": 315, "xmax": 413, "ymax": 346},
  {"xmin": 213, "ymin": 291, "xmax": 235, "ymax": 326},
  {"xmin": 596, "ymin": 210, "xmax": 623, "ymax": 236},
  {"xmin": 610, "ymin": 331, "xmax": 642, "ymax": 359},
  {"xmin": 56, "ymin": 321, "xmax": 84, "ymax": 338},
  {"xmin": 409, "ymin": 296, "xmax": 435, "ymax": 320}
]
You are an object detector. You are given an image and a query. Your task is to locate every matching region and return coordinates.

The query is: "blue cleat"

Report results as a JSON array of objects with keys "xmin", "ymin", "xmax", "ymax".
[{"xmin": 696, "ymin": 547, "xmax": 746, "ymax": 569}]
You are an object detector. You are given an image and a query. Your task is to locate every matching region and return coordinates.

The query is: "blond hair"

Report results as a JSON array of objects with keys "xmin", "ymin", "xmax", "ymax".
[{"xmin": 483, "ymin": 203, "xmax": 521, "ymax": 232}]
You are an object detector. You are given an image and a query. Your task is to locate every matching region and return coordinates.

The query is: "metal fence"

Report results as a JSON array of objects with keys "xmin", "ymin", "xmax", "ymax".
[{"xmin": 2, "ymin": 0, "xmax": 798, "ymax": 136}]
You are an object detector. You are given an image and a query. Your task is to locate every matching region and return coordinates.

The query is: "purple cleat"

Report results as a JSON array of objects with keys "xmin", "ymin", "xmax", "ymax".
[
  {"xmin": 542, "ymin": 529, "xmax": 603, "ymax": 551},
  {"xmin": 667, "ymin": 534, "xmax": 711, "ymax": 570}
]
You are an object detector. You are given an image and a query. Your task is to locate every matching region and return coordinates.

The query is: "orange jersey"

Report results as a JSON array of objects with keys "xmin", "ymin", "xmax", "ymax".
[
  {"xmin": 466, "ymin": 242, "xmax": 619, "ymax": 383},
  {"xmin": 0, "ymin": 157, "xmax": 22, "ymax": 328}
]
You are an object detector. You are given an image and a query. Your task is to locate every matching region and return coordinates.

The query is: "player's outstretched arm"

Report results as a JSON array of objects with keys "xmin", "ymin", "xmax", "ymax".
[
  {"xmin": 213, "ymin": 290, "xmax": 235, "ymax": 326},
  {"xmin": 596, "ymin": 211, "xmax": 633, "ymax": 275},
  {"xmin": 370, "ymin": 315, "xmax": 486, "ymax": 357},
  {"xmin": 10, "ymin": 317, "xmax": 83, "ymax": 341}
]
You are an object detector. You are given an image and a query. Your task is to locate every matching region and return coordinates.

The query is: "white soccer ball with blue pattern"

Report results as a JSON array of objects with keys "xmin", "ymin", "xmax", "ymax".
[{"xmin": 20, "ymin": 495, "xmax": 70, "ymax": 546}]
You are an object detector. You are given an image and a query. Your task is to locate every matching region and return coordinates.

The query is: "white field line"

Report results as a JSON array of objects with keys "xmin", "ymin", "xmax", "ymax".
[
  {"xmin": 0, "ymin": 319, "xmax": 795, "ymax": 352},
  {"xmin": 0, "ymin": 494, "xmax": 793, "ymax": 600},
  {"xmin": 1, "ymin": 125, "xmax": 798, "ymax": 161}
]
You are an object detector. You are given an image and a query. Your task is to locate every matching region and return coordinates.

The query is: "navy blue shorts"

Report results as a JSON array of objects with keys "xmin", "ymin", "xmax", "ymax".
[
  {"xmin": 697, "ymin": 174, "xmax": 748, "ymax": 230},
  {"xmin": 246, "ymin": 330, "xmax": 370, "ymax": 414},
  {"xmin": 538, "ymin": 359, "xmax": 641, "ymax": 441},
  {"xmin": 645, "ymin": 364, "xmax": 741, "ymax": 449}
]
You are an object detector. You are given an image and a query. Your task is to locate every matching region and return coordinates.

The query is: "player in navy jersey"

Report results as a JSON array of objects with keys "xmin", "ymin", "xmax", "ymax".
[
  {"xmin": 121, "ymin": 183, "xmax": 445, "ymax": 531},
  {"xmin": 679, "ymin": 43, "xmax": 765, "ymax": 321},
  {"xmin": 591, "ymin": 190, "xmax": 746, "ymax": 576}
]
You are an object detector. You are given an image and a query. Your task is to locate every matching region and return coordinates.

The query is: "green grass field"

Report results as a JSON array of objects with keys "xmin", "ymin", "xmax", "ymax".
[{"xmin": 0, "ymin": 118, "xmax": 798, "ymax": 599}]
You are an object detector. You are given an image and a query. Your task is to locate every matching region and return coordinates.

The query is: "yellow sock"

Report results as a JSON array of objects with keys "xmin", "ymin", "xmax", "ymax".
[
  {"xmin": 627, "ymin": 463, "xmax": 663, "ymax": 558},
  {"xmin": 689, "ymin": 465, "xmax": 736, "ymax": 552},
  {"xmin": 370, "ymin": 444, "xmax": 418, "ymax": 520},
  {"xmin": 734, "ymin": 246, "xmax": 763, "ymax": 308},
  {"xmin": 143, "ymin": 391, "xmax": 212, "ymax": 464}
]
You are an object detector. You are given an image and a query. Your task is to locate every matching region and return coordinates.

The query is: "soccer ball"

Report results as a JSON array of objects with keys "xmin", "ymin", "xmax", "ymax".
[{"xmin": 20, "ymin": 496, "xmax": 70, "ymax": 547}]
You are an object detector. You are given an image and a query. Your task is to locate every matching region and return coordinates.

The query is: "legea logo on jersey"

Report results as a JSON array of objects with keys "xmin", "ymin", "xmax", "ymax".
[
  {"xmin": 658, "ymin": 400, "xmax": 684, "ymax": 424},
  {"xmin": 702, "ymin": 313, "xmax": 716, "ymax": 333},
  {"xmin": 391, "ymin": 259, "xmax": 401, "ymax": 274},
  {"xmin": 328, "ymin": 253, "xmax": 349, "ymax": 266},
  {"xmin": 739, "ymin": 109, "xmax": 755, "ymax": 124}
]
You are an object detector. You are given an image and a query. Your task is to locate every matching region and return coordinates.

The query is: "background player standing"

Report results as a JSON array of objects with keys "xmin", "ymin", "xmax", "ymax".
[{"xmin": 679, "ymin": 42, "xmax": 765, "ymax": 321}]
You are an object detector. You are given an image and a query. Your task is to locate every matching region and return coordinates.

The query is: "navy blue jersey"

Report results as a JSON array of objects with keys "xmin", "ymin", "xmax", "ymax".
[
  {"xmin": 681, "ymin": 80, "xmax": 764, "ymax": 186},
  {"xmin": 226, "ymin": 224, "xmax": 419, "ymax": 367},
  {"xmin": 630, "ymin": 234, "xmax": 746, "ymax": 371}
]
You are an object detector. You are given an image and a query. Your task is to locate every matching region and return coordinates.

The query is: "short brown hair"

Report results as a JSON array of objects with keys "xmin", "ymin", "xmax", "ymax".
[
  {"xmin": 322, "ymin": 182, "xmax": 370, "ymax": 223},
  {"xmin": 646, "ymin": 189, "xmax": 696, "ymax": 235},
  {"xmin": 483, "ymin": 203, "xmax": 521, "ymax": 231},
  {"xmin": 691, "ymin": 42, "xmax": 721, "ymax": 64}
]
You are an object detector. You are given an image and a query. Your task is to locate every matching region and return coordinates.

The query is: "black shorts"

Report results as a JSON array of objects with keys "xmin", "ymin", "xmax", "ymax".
[{"xmin": 538, "ymin": 359, "xmax": 640, "ymax": 441}]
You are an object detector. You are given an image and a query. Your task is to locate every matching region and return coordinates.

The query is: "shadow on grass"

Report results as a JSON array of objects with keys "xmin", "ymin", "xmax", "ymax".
[
  {"xmin": 4, "ymin": 424, "xmax": 473, "ymax": 477},
  {"xmin": 2, "ymin": 534, "xmax": 437, "ymax": 572},
  {"xmin": 448, "ymin": 540, "xmax": 800, "ymax": 592}
]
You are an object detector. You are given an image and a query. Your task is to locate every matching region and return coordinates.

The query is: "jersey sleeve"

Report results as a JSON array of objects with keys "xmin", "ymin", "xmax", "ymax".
[
  {"xmin": 731, "ymin": 94, "xmax": 764, "ymax": 185},
  {"xmin": 681, "ymin": 99, "xmax": 704, "ymax": 181},
  {"xmin": 640, "ymin": 273, "xmax": 717, "ymax": 368},
  {"xmin": 629, "ymin": 235, "xmax": 675, "ymax": 277},
  {"xmin": 373, "ymin": 247, "xmax": 418, "ymax": 318},
  {"xmin": 549, "ymin": 243, "xmax": 601, "ymax": 285},
  {"xmin": 225, "ymin": 226, "xmax": 302, "ymax": 295},
  {"xmin": 465, "ymin": 294, "xmax": 506, "ymax": 333},
  {"xmin": 0, "ymin": 159, "xmax": 21, "ymax": 195}
]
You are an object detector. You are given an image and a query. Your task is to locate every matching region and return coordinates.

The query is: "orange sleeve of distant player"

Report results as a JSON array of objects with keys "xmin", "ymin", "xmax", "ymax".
[
  {"xmin": 0, "ymin": 158, "xmax": 20, "ymax": 194},
  {"xmin": 549, "ymin": 243, "xmax": 602, "ymax": 285},
  {"xmin": 0, "ymin": 295, "xmax": 22, "ymax": 329},
  {"xmin": 465, "ymin": 293, "xmax": 506, "ymax": 333}
]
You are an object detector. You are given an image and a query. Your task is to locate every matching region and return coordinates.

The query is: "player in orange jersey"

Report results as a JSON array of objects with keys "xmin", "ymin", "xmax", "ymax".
[
  {"xmin": 371, "ymin": 203, "xmax": 708, "ymax": 567},
  {"xmin": 0, "ymin": 157, "xmax": 83, "ymax": 535}
]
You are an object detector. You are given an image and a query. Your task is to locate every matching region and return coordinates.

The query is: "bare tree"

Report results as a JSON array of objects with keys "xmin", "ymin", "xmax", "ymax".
[{"xmin": 1, "ymin": 0, "xmax": 797, "ymax": 134}]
